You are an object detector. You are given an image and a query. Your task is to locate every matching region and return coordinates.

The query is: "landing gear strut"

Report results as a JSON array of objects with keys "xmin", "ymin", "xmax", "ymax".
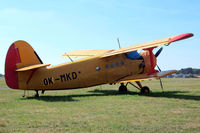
[
  {"xmin": 125, "ymin": 81, "xmax": 151, "ymax": 94},
  {"xmin": 35, "ymin": 90, "xmax": 39, "ymax": 98},
  {"xmin": 41, "ymin": 90, "xmax": 45, "ymax": 94},
  {"xmin": 118, "ymin": 83, "xmax": 128, "ymax": 92}
]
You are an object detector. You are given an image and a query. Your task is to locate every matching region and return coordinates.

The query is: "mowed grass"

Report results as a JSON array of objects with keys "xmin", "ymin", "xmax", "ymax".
[
  {"xmin": 0, "ymin": 78, "xmax": 200, "ymax": 133},
  {"xmin": 0, "ymin": 78, "xmax": 8, "ymax": 89}
]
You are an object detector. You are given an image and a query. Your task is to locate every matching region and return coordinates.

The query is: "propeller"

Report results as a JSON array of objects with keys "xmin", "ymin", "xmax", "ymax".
[{"xmin": 155, "ymin": 47, "xmax": 163, "ymax": 57}]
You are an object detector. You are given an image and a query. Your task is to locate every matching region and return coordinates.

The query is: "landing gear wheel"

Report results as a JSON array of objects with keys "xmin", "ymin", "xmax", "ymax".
[
  {"xmin": 119, "ymin": 83, "xmax": 128, "ymax": 92},
  {"xmin": 140, "ymin": 86, "xmax": 150, "ymax": 94}
]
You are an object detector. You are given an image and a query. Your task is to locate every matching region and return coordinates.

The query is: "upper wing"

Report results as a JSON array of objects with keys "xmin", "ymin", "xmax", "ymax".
[
  {"xmin": 102, "ymin": 33, "xmax": 193, "ymax": 58},
  {"xmin": 61, "ymin": 33, "xmax": 193, "ymax": 59},
  {"xmin": 62, "ymin": 49, "xmax": 114, "ymax": 58},
  {"xmin": 116, "ymin": 70, "xmax": 177, "ymax": 83}
]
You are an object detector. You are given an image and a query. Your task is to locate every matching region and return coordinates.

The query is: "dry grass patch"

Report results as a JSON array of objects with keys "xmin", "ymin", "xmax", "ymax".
[
  {"xmin": 0, "ymin": 120, "xmax": 7, "ymax": 127},
  {"xmin": 0, "ymin": 98, "xmax": 5, "ymax": 102},
  {"xmin": 170, "ymin": 108, "xmax": 190, "ymax": 114},
  {"xmin": 184, "ymin": 121, "xmax": 200, "ymax": 129}
]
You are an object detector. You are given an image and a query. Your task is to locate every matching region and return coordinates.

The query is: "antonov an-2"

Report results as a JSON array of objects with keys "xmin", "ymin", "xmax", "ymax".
[{"xmin": 5, "ymin": 33, "xmax": 193, "ymax": 97}]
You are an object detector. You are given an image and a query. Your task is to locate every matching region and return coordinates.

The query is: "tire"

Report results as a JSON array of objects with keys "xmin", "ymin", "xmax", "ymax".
[
  {"xmin": 119, "ymin": 85, "xmax": 128, "ymax": 92},
  {"xmin": 140, "ymin": 86, "xmax": 150, "ymax": 94}
]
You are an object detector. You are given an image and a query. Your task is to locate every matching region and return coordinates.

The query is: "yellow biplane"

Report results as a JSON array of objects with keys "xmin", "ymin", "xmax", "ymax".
[{"xmin": 5, "ymin": 33, "xmax": 193, "ymax": 97}]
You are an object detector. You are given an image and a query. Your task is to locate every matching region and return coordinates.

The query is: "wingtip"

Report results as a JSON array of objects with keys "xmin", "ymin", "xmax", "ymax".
[{"xmin": 169, "ymin": 33, "xmax": 194, "ymax": 43}]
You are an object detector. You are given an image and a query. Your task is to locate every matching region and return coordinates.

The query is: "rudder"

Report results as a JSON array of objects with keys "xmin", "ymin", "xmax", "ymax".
[{"xmin": 5, "ymin": 40, "xmax": 42, "ymax": 89}]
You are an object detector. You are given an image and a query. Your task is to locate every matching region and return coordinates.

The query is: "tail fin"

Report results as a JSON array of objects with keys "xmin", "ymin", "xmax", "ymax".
[{"xmin": 5, "ymin": 40, "xmax": 43, "ymax": 89}]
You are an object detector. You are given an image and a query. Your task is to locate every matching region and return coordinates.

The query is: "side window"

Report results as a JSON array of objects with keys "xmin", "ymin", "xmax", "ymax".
[
  {"xmin": 116, "ymin": 62, "xmax": 119, "ymax": 67},
  {"xmin": 105, "ymin": 64, "xmax": 109, "ymax": 69},
  {"xmin": 105, "ymin": 61, "xmax": 124, "ymax": 69},
  {"xmin": 121, "ymin": 60, "xmax": 124, "ymax": 65},
  {"xmin": 110, "ymin": 63, "xmax": 114, "ymax": 68}
]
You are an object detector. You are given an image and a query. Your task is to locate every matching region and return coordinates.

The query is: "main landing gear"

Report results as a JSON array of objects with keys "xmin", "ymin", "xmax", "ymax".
[
  {"xmin": 118, "ymin": 81, "xmax": 150, "ymax": 94},
  {"xmin": 22, "ymin": 90, "xmax": 45, "ymax": 98},
  {"xmin": 119, "ymin": 83, "xmax": 128, "ymax": 92},
  {"xmin": 35, "ymin": 90, "xmax": 39, "ymax": 98},
  {"xmin": 140, "ymin": 86, "xmax": 150, "ymax": 93},
  {"xmin": 34, "ymin": 90, "xmax": 45, "ymax": 98}
]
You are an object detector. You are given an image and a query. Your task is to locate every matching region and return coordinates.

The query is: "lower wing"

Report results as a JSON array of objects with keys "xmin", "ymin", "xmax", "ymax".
[{"xmin": 116, "ymin": 70, "xmax": 177, "ymax": 83}]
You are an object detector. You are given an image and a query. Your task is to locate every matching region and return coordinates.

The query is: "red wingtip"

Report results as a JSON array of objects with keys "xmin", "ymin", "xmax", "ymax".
[{"xmin": 169, "ymin": 33, "xmax": 194, "ymax": 43}]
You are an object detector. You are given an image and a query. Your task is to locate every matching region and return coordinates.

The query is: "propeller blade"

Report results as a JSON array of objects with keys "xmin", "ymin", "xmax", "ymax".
[
  {"xmin": 157, "ymin": 65, "xmax": 162, "ymax": 72},
  {"xmin": 155, "ymin": 47, "xmax": 163, "ymax": 57}
]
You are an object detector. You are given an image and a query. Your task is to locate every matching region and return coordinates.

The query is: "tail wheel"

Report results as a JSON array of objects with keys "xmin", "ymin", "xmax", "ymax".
[
  {"xmin": 140, "ymin": 86, "xmax": 150, "ymax": 94},
  {"xmin": 119, "ymin": 83, "xmax": 128, "ymax": 92}
]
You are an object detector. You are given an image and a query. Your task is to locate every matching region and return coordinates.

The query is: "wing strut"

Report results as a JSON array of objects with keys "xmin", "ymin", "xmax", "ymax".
[
  {"xmin": 117, "ymin": 38, "xmax": 121, "ymax": 49},
  {"xmin": 67, "ymin": 55, "xmax": 73, "ymax": 62}
]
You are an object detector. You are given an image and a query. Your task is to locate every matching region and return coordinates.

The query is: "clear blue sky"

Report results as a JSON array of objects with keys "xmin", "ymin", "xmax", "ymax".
[{"xmin": 0, "ymin": 0, "xmax": 200, "ymax": 74}]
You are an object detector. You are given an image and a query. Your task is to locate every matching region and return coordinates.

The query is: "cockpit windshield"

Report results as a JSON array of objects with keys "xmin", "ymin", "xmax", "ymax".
[{"xmin": 125, "ymin": 51, "xmax": 142, "ymax": 60}]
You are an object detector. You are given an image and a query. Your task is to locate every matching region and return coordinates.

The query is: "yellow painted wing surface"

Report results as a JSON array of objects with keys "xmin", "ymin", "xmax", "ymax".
[
  {"xmin": 102, "ymin": 33, "xmax": 193, "ymax": 58},
  {"xmin": 117, "ymin": 70, "xmax": 177, "ymax": 83},
  {"xmin": 61, "ymin": 33, "xmax": 193, "ymax": 59},
  {"xmin": 62, "ymin": 49, "xmax": 114, "ymax": 58}
]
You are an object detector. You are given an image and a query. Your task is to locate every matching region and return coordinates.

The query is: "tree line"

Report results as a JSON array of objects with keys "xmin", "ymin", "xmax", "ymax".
[{"xmin": 176, "ymin": 68, "xmax": 200, "ymax": 75}]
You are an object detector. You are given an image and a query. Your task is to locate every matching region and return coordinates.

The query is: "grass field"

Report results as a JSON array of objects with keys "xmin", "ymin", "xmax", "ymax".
[{"xmin": 0, "ymin": 78, "xmax": 200, "ymax": 133}]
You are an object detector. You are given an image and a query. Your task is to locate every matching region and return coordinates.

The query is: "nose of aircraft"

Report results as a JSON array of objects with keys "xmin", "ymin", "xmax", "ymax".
[{"xmin": 140, "ymin": 50, "xmax": 157, "ymax": 74}]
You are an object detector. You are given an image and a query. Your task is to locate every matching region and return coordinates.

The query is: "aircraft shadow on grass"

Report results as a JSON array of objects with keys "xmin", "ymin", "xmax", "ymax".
[
  {"xmin": 23, "ymin": 90, "xmax": 138, "ymax": 102},
  {"xmin": 23, "ymin": 88, "xmax": 200, "ymax": 102}
]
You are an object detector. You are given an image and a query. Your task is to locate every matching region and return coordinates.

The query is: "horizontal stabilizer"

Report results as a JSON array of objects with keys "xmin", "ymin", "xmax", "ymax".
[
  {"xmin": 16, "ymin": 64, "xmax": 50, "ymax": 72},
  {"xmin": 117, "ymin": 70, "xmax": 177, "ymax": 83}
]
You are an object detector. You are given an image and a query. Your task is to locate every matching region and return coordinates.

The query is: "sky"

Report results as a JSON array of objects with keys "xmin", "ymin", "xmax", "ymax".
[{"xmin": 0, "ymin": 0, "xmax": 200, "ymax": 74}]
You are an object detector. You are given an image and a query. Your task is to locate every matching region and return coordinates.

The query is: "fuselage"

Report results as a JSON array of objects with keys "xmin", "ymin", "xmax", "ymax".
[{"xmin": 25, "ymin": 53, "xmax": 145, "ymax": 90}]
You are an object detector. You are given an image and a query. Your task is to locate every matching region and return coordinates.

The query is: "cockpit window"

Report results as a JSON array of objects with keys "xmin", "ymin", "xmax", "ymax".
[{"xmin": 126, "ymin": 51, "xmax": 142, "ymax": 60}]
